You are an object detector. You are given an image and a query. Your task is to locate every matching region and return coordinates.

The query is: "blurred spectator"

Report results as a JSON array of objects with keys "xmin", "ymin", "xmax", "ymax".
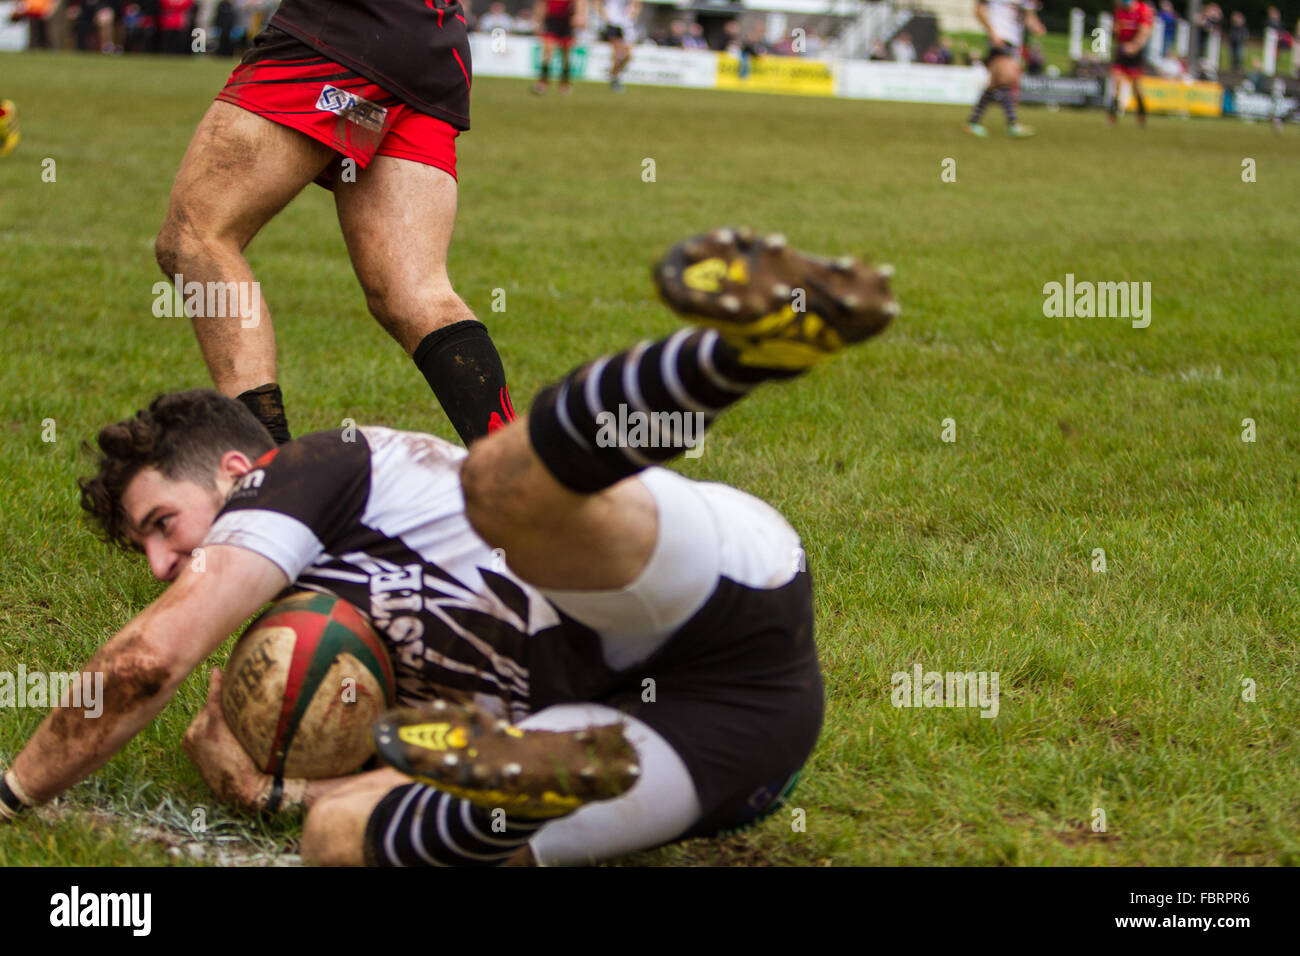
[
  {"xmin": 1158, "ymin": 0, "xmax": 1177, "ymax": 55},
  {"xmin": 921, "ymin": 42, "xmax": 941, "ymax": 64},
  {"xmin": 10, "ymin": 0, "xmax": 55, "ymax": 49},
  {"xmin": 721, "ymin": 17, "xmax": 740, "ymax": 52},
  {"xmin": 122, "ymin": 0, "xmax": 157, "ymax": 51},
  {"xmin": 889, "ymin": 30, "xmax": 915, "ymax": 64},
  {"xmin": 1266, "ymin": 6, "xmax": 1294, "ymax": 51},
  {"xmin": 1245, "ymin": 53, "xmax": 1266, "ymax": 87},
  {"xmin": 158, "ymin": 0, "xmax": 192, "ymax": 53},
  {"xmin": 511, "ymin": 6, "xmax": 534, "ymax": 33},
  {"xmin": 75, "ymin": 0, "xmax": 118, "ymax": 52},
  {"xmin": 1228, "ymin": 10, "xmax": 1246, "ymax": 70},
  {"xmin": 683, "ymin": 21, "xmax": 706, "ymax": 50},
  {"xmin": 869, "ymin": 40, "xmax": 888, "ymax": 60},
  {"xmin": 1197, "ymin": 2, "xmax": 1223, "ymax": 55},
  {"xmin": 477, "ymin": 1, "xmax": 513, "ymax": 33},
  {"xmin": 214, "ymin": 0, "xmax": 236, "ymax": 55},
  {"xmin": 741, "ymin": 21, "xmax": 766, "ymax": 54}
]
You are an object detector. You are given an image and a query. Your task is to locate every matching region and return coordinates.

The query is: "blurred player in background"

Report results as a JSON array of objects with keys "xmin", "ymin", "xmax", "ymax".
[
  {"xmin": 0, "ymin": 100, "xmax": 17, "ymax": 158},
  {"xmin": 1108, "ymin": 0, "xmax": 1154, "ymax": 127},
  {"xmin": 600, "ymin": 0, "xmax": 640, "ymax": 92},
  {"xmin": 965, "ymin": 0, "xmax": 1044, "ymax": 138},
  {"xmin": 533, "ymin": 0, "xmax": 586, "ymax": 94},
  {"xmin": 155, "ymin": 0, "xmax": 517, "ymax": 449}
]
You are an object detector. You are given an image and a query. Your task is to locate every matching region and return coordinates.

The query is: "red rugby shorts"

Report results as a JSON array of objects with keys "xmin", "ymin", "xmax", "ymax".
[{"xmin": 215, "ymin": 57, "xmax": 458, "ymax": 189}]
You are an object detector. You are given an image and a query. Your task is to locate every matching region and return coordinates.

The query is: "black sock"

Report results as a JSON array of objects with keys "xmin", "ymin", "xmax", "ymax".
[
  {"xmin": 364, "ymin": 783, "xmax": 545, "ymax": 867},
  {"xmin": 236, "ymin": 383, "xmax": 291, "ymax": 445},
  {"xmin": 561, "ymin": 54, "xmax": 570, "ymax": 83},
  {"xmin": 1135, "ymin": 90, "xmax": 1147, "ymax": 120},
  {"xmin": 529, "ymin": 328, "xmax": 798, "ymax": 494},
  {"xmin": 539, "ymin": 61, "xmax": 550, "ymax": 82},
  {"xmin": 969, "ymin": 87, "xmax": 997, "ymax": 123},
  {"xmin": 413, "ymin": 319, "xmax": 516, "ymax": 445}
]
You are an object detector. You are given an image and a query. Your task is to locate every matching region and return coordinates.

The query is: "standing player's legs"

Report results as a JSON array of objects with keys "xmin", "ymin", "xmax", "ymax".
[
  {"xmin": 967, "ymin": 51, "xmax": 1006, "ymax": 133},
  {"xmin": 610, "ymin": 32, "xmax": 631, "ymax": 89},
  {"xmin": 558, "ymin": 37, "xmax": 575, "ymax": 92},
  {"xmin": 994, "ymin": 54, "xmax": 1027, "ymax": 134},
  {"xmin": 1108, "ymin": 67, "xmax": 1128, "ymax": 122},
  {"xmin": 155, "ymin": 101, "xmax": 336, "ymax": 443},
  {"xmin": 535, "ymin": 36, "xmax": 557, "ymax": 92},
  {"xmin": 1108, "ymin": 59, "xmax": 1146, "ymax": 125},
  {"xmin": 335, "ymin": 156, "xmax": 515, "ymax": 443},
  {"xmin": 1129, "ymin": 73, "xmax": 1148, "ymax": 126}
]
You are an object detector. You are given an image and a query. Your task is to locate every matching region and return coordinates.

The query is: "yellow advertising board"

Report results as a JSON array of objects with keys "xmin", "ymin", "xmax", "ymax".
[
  {"xmin": 715, "ymin": 54, "xmax": 834, "ymax": 97},
  {"xmin": 1125, "ymin": 77, "xmax": 1223, "ymax": 117}
]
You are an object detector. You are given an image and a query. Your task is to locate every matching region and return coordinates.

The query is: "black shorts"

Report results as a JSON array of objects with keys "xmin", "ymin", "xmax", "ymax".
[
  {"xmin": 543, "ymin": 15, "xmax": 574, "ymax": 40},
  {"xmin": 1114, "ymin": 49, "xmax": 1145, "ymax": 71},
  {"xmin": 986, "ymin": 42, "xmax": 1018, "ymax": 63},
  {"xmin": 591, "ymin": 570, "xmax": 823, "ymax": 838},
  {"xmin": 601, "ymin": 25, "xmax": 625, "ymax": 41}
]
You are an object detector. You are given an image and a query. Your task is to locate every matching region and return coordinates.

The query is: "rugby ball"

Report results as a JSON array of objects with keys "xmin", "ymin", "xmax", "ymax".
[{"xmin": 221, "ymin": 590, "xmax": 396, "ymax": 779}]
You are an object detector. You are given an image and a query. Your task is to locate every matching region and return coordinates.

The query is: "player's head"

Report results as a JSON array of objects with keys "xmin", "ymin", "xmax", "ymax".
[{"xmin": 78, "ymin": 390, "xmax": 275, "ymax": 581}]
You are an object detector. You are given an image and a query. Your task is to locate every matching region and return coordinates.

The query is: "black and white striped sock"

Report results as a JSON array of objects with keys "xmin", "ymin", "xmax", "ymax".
[
  {"xmin": 969, "ymin": 86, "xmax": 997, "ymax": 123},
  {"xmin": 1001, "ymin": 87, "xmax": 1020, "ymax": 126},
  {"xmin": 365, "ymin": 784, "xmax": 546, "ymax": 867},
  {"xmin": 528, "ymin": 328, "xmax": 800, "ymax": 494}
]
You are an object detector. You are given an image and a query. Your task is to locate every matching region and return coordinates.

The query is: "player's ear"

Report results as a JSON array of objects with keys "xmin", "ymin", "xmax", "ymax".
[{"xmin": 217, "ymin": 449, "xmax": 256, "ymax": 481}]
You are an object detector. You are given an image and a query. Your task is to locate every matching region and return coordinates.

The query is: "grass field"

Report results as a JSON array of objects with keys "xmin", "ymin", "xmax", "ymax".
[{"xmin": 1, "ymin": 51, "xmax": 1298, "ymax": 867}]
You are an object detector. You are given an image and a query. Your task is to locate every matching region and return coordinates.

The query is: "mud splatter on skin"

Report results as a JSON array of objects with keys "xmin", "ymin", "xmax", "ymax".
[{"xmin": 46, "ymin": 630, "xmax": 171, "ymax": 745}]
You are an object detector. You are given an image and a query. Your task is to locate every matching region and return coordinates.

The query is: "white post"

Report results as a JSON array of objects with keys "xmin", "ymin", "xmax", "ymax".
[
  {"xmin": 1263, "ymin": 26, "xmax": 1278, "ymax": 76},
  {"xmin": 1175, "ymin": 19, "xmax": 1190, "ymax": 56},
  {"xmin": 1069, "ymin": 7, "xmax": 1085, "ymax": 61},
  {"xmin": 1148, "ymin": 17, "xmax": 1164, "ymax": 63},
  {"xmin": 766, "ymin": 12, "xmax": 786, "ymax": 47},
  {"xmin": 1205, "ymin": 28, "xmax": 1220, "ymax": 72}
]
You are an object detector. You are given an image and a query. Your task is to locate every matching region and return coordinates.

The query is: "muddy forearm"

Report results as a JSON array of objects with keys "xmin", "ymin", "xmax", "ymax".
[{"xmin": 10, "ymin": 627, "xmax": 181, "ymax": 805}]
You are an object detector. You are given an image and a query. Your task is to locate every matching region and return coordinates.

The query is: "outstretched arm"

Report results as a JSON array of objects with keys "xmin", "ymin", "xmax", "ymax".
[{"xmin": 5, "ymin": 546, "xmax": 286, "ymax": 813}]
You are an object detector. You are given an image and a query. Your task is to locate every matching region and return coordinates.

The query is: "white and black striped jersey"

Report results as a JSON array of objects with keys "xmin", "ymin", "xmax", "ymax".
[
  {"xmin": 204, "ymin": 427, "xmax": 618, "ymax": 723},
  {"xmin": 979, "ymin": 0, "xmax": 1034, "ymax": 47}
]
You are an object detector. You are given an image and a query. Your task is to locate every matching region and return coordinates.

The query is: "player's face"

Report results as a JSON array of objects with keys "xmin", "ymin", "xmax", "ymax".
[{"xmin": 121, "ymin": 467, "xmax": 231, "ymax": 583}]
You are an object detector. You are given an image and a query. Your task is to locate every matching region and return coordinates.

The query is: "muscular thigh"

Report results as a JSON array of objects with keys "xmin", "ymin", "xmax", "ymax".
[
  {"xmin": 333, "ymin": 155, "xmax": 459, "ymax": 309},
  {"xmin": 990, "ymin": 55, "xmax": 1021, "ymax": 87},
  {"xmin": 165, "ymin": 101, "xmax": 335, "ymax": 247}
]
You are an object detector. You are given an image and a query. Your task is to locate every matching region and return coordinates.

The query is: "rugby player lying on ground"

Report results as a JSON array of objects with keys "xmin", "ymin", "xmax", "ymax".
[{"xmin": 0, "ymin": 230, "xmax": 897, "ymax": 866}]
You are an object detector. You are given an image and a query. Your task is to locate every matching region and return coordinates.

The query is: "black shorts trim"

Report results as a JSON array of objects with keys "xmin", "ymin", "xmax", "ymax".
[{"xmin": 601, "ymin": 25, "xmax": 625, "ymax": 42}]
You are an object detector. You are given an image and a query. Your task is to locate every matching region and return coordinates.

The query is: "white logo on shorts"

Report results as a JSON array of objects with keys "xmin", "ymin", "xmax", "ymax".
[{"xmin": 315, "ymin": 85, "xmax": 388, "ymax": 133}]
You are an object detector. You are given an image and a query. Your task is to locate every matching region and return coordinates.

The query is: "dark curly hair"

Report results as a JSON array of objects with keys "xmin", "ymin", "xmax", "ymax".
[{"xmin": 78, "ymin": 390, "xmax": 275, "ymax": 551}]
